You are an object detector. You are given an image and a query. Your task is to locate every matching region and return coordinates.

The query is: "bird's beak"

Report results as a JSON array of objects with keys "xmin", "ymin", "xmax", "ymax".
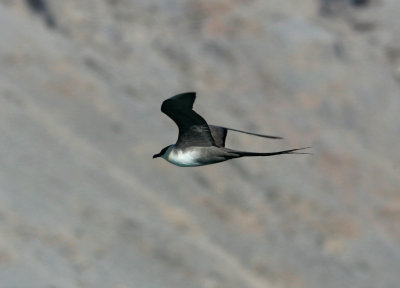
[{"xmin": 153, "ymin": 153, "xmax": 161, "ymax": 159}]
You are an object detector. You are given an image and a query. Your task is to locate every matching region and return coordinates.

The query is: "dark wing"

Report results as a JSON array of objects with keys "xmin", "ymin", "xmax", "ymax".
[
  {"xmin": 209, "ymin": 125, "xmax": 282, "ymax": 147},
  {"xmin": 161, "ymin": 92, "xmax": 215, "ymax": 148},
  {"xmin": 209, "ymin": 125, "xmax": 228, "ymax": 147}
]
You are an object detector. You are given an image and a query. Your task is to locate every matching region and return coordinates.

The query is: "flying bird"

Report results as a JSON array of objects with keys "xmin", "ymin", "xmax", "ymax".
[{"xmin": 153, "ymin": 92, "xmax": 310, "ymax": 167}]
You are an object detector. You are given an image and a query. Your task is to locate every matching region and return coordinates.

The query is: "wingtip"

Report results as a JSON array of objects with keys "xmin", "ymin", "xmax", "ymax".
[
  {"xmin": 161, "ymin": 92, "xmax": 198, "ymax": 113},
  {"xmin": 173, "ymin": 91, "xmax": 196, "ymax": 97}
]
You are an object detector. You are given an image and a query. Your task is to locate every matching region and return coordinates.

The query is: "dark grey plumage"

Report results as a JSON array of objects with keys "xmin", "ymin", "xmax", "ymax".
[
  {"xmin": 161, "ymin": 92, "xmax": 215, "ymax": 149},
  {"xmin": 154, "ymin": 92, "xmax": 310, "ymax": 167}
]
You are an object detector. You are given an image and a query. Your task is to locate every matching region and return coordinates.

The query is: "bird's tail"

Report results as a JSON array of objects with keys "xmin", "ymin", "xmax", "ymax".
[{"xmin": 232, "ymin": 147, "xmax": 311, "ymax": 157}]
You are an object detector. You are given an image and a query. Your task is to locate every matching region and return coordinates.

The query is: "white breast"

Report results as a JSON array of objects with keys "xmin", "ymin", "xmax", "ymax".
[{"xmin": 163, "ymin": 147, "xmax": 201, "ymax": 167}]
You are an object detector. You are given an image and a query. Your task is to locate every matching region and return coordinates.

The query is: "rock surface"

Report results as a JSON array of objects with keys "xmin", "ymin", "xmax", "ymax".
[{"xmin": 0, "ymin": 0, "xmax": 399, "ymax": 287}]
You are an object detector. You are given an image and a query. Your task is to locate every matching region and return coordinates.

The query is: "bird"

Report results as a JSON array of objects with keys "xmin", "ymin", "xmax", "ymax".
[{"xmin": 153, "ymin": 92, "xmax": 310, "ymax": 167}]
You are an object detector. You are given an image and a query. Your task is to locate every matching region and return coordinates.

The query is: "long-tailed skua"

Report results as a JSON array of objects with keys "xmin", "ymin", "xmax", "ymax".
[{"xmin": 153, "ymin": 92, "xmax": 310, "ymax": 167}]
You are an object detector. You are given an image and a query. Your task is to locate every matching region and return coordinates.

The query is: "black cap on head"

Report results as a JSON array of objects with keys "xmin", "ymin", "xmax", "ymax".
[{"xmin": 153, "ymin": 145, "xmax": 170, "ymax": 159}]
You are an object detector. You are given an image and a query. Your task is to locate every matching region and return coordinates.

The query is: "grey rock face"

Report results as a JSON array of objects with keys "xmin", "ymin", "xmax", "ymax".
[
  {"xmin": 25, "ymin": 0, "xmax": 56, "ymax": 28},
  {"xmin": 0, "ymin": 1, "xmax": 399, "ymax": 288}
]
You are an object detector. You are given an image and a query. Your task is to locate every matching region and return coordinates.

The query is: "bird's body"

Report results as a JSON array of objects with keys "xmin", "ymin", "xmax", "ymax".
[
  {"xmin": 162, "ymin": 145, "xmax": 242, "ymax": 167},
  {"xmin": 153, "ymin": 92, "xmax": 310, "ymax": 167},
  {"xmin": 162, "ymin": 145, "xmax": 202, "ymax": 167}
]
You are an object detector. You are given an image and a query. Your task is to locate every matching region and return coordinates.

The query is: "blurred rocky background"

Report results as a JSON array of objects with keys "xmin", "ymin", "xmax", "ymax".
[{"xmin": 0, "ymin": 0, "xmax": 399, "ymax": 287}]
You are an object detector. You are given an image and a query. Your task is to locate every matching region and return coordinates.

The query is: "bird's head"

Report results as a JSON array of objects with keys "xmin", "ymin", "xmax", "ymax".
[{"xmin": 153, "ymin": 145, "xmax": 172, "ymax": 159}]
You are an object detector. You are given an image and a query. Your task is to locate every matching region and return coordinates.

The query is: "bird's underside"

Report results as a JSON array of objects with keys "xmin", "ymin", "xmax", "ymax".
[{"xmin": 155, "ymin": 92, "xmax": 310, "ymax": 167}]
